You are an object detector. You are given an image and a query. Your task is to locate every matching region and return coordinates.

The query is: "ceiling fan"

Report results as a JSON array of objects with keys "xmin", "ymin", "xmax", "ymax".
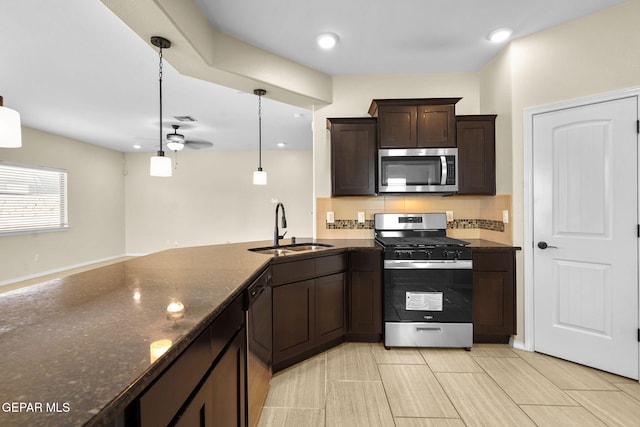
[{"xmin": 166, "ymin": 124, "xmax": 214, "ymax": 151}]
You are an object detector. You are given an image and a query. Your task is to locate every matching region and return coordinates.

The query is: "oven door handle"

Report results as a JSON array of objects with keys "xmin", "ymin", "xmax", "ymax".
[{"xmin": 384, "ymin": 260, "xmax": 473, "ymax": 269}]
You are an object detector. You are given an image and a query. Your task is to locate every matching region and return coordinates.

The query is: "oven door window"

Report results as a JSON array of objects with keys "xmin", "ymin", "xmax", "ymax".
[
  {"xmin": 384, "ymin": 269, "xmax": 472, "ymax": 323},
  {"xmin": 380, "ymin": 156, "xmax": 443, "ymax": 187}
]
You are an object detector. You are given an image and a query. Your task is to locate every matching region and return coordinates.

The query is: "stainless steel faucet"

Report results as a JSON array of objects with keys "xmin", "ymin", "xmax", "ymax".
[{"xmin": 273, "ymin": 202, "xmax": 287, "ymax": 246}]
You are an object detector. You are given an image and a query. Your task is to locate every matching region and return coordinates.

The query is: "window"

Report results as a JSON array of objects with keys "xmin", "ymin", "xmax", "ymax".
[{"xmin": 0, "ymin": 161, "xmax": 68, "ymax": 234}]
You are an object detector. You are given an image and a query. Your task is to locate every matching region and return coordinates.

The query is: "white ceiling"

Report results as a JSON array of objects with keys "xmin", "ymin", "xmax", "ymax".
[{"xmin": 0, "ymin": 0, "xmax": 628, "ymax": 153}]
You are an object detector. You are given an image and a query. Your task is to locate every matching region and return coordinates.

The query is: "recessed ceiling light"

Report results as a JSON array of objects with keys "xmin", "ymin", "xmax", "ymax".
[
  {"xmin": 277, "ymin": 142, "xmax": 286, "ymax": 148},
  {"xmin": 316, "ymin": 33, "xmax": 338, "ymax": 50},
  {"xmin": 133, "ymin": 144, "xmax": 142, "ymax": 150},
  {"xmin": 487, "ymin": 28, "xmax": 513, "ymax": 43},
  {"xmin": 294, "ymin": 113, "xmax": 304, "ymax": 118}
]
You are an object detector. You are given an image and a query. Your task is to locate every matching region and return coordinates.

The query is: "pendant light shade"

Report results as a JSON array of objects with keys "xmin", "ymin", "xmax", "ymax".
[
  {"xmin": 253, "ymin": 89, "xmax": 267, "ymax": 185},
  {"xmin": 253, "ymin": 169, "xmax": 267, "ymax": 185},
  {"xmin": 150, "ymin": 152, "xmax": 172, "ymax": 177},
  {"xmin": 0, "ymin": 96, "xmax": 22, "ymax": 148},
  {"xmin": 150, "ymin": 36, "xmax": 172, "ymax": 177}
]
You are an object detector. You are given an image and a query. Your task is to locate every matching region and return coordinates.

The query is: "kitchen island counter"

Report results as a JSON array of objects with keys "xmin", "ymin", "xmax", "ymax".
[{"xmin": 0, "ymin": 239, "xmax": 377, "ymax": 427}]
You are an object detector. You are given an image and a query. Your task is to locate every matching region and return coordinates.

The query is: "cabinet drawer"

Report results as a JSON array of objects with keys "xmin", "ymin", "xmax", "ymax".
[
  {"xmin": 473, "ymin": 252, "xmax": 512, "ymax": 272},
  {"xmin": 350, "ymin": 250, "xmax": 381, "ymax": 272},
  {"xmin": 272, "ymin": 258, "xmax": 315, "ymax": 285},
  {"xmin": 315, "ymin": 254, "xmax": 347, "ymax": 277}
]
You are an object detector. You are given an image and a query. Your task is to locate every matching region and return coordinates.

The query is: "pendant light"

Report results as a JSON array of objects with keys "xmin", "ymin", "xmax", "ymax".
[
  {"xmin": 253, "ymin": 89, "xmax": 267, "ymax": 185},
  {"xmin": 0, "ymin": 95, "xmax": 22, "ymax": 148},
  {"xmin": 149, "ymin": 36, "xmax": 172, "ymax": 177}
]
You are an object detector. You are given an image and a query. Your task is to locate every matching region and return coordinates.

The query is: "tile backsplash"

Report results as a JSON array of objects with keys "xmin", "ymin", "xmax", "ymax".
[{"xmin": 316, "ymin": 194, "xmax": 512, "ymax": 245}]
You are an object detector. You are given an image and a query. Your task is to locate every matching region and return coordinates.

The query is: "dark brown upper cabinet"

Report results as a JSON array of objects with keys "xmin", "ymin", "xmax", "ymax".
[
  {"xmin": 327, "ymin": 117, "xmax": 377, "ymax": 196},
  {"xmin": 368, "ymin": 98, "xmax": 461, "ymax": 148},
  {"xmin": 456, "ymin": 115, "xmax": 497, "ymax": 195}
]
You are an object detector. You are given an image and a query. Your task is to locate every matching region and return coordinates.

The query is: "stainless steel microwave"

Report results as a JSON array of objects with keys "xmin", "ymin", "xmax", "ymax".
[{"xmin": 378, "ymin": 148, "xmax": 458, "ymax": 193}]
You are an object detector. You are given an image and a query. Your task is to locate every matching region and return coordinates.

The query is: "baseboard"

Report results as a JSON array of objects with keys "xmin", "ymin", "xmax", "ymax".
[
  {"xmin": 0, "ymin": 254, "xmax": 130, "ymax": 289},
  {"xmin": 510, "ymin": 338, "xmax": 527, "ymax": 351}
]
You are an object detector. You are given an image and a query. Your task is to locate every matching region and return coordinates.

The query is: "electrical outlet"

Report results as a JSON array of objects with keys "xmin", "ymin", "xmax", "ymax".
[
  {"xmin": 326, "ymin": 211, "xmax": 335, "ymax": 224},
  {"xmin": 445, "ymin": 211, "xmax": 454, "ymax": 222},
  {"xmin": 502, "ymin": 210, "xmax": 509, "ymax": 224},
  {"xmin": 34, "ymin": 254, "xmax": 39, "ymax": 262},
  {"xmin": 357, "ymin": 212, "xmax": 365, "ymax": 223}
]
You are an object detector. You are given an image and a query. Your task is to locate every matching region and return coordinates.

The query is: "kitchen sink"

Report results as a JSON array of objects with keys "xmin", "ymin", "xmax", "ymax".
[
  {"xmin": 285, "ymin": 243, "xmax": 333, "ymax": 252},
  {"xmin": 249, "ymin": 247, "xmax": 294, "ymax": 255},
  {"xmin": 249, "ymin": 242, "xmax": 333, "ymax": 255}
]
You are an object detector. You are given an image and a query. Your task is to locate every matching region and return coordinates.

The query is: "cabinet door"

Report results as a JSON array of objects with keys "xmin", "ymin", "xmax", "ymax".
[
  {"xmin": 315, "ymin": 273, "xmax": 346, "ymax": 346},
  {"xmin": 348, "ymin": 251, "xmax": 382, "ymax": 339},
  {"xmin": 472, "ymin": 251, "xmax": 516, "ymax": 343},
  {"xmin": 174, "ymin": 328, "xmax": 246, "ymax": 427},
  {"xmin": 457, "ymin": 116, "xmax": 496, "ymax": 194},
  {"xmin": 328, "ymin": 118, "xmax": 377, "ymax": 196},
  {"xmin": 378, "ymin": 105, "xmax": 417, "ymax": 148},
  {"xmin": 174, "ymin": 373, "xmax": 213, "ymax": 427},
  {"xmin": 417, "ymin": 104, "xmax": 456, "ymax": 147},
  {"xmin": 210, "ymin": 330, "xmax": 247, "ymax": 427},
  {"xmin": 349, "ymin": 271, "xmax": 382, "ymax": 337},
  {"xmin": 272, "ymin": 280, "xmax": 315, "ymax": 364}
]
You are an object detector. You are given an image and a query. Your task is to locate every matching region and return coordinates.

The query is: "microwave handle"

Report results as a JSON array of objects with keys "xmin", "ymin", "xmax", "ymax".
[{"xmin": 440, "ymin": 155, "xmax": 448, "ymax": 185}]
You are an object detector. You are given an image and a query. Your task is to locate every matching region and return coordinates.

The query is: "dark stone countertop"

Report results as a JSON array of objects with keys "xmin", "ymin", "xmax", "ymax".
[
  {"xmin": 0, "ymin": 239, "xmax": 378, "ymax": 427},
  {"xmin": 464, "ymin": 239, "xmax": 522, "ymax": 251}
]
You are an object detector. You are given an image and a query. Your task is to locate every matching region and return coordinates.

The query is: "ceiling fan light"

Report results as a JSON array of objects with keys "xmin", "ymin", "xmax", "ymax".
[
  {"xmin": 150, "ymin": 153, "xmax": 172, "ymax": 177},
  {"xmin": 0, "ymin": 96, "xmax": 22, "ymax": 148},
  {"xmin": 167, "ymin": 141, "xmax": 185, "ymax": 151},
  {"xmin": 253, "ymin": 169, "xmax": 267, "ymax": 185}
]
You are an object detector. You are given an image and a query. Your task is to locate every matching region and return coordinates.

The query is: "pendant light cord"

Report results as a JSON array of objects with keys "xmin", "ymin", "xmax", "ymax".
[
  {"xmin": 258, "ymin": 92, "xmax": 262, "ymax": 170},
  {"xmin": 158, "ymin": 45, "xmax": 164, "ymax": 154}
]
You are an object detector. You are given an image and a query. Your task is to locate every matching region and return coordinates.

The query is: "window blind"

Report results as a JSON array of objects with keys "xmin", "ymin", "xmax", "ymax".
[{"xmin": 0, "ymin": 162, "xmax": 68, "ymax": 234}]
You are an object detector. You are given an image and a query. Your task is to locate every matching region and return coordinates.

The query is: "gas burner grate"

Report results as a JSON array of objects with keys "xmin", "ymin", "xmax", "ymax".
[{"xmin": 376, "ymin": 236, "xmax": 469, "ymax": 247}]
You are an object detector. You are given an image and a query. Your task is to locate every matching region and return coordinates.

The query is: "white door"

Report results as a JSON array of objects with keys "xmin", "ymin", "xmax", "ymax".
[{"xmin": 532, "ymin": 96, "xmax": 639, "ymax": 379}]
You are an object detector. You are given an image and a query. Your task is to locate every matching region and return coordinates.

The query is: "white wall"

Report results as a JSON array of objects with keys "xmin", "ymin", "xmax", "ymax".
[
  {"xmin": 124, "ymin": 149, "xmax": 313, "ymax": 254},
  {"xmin": 0, "ymin": 127, "xmax": 125, "ymax": 283},
  {"xmin": 313, "ymin": 72, "xmax": 481, "ymax": 198}
]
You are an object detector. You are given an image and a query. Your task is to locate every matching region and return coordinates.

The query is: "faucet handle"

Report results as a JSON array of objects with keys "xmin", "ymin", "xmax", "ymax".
[{"xmin": 279, "ymin": 230, "xmax": 288, "ymax": 239}]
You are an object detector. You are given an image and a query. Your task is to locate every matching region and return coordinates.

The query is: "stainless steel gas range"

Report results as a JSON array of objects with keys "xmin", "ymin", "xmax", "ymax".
[{"xmin": 374, "ymin": 213, "xmax": 473, "ymax": 350}]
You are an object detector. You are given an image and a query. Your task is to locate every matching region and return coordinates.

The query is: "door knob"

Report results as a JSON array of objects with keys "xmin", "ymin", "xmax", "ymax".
[{"xmin": 537, "ymin": 241, "xmax": 558, "ymax": 249}]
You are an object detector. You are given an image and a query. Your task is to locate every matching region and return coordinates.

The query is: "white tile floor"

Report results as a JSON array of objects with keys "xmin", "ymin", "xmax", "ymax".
[{"xmin": 258, "ymin": 342, "xmax": 640, "ymax": 427}]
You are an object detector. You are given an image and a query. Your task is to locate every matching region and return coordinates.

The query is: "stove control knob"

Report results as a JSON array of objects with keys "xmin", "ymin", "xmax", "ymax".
[{"xmin": 441, "ymin": 251, "xmax": 448, "ymax": 259}]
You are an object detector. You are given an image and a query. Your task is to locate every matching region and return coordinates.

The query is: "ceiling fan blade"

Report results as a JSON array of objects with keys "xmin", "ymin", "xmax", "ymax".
[{"xmin": 184, "ymin": 140, "xmax": 214, "ymax": 150}]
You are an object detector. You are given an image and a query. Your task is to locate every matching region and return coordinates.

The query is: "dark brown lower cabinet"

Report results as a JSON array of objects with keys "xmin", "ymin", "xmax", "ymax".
[
  {"xmin": 347, "ymin": 250, "xmax": 382, "ymax": 341},
  {"xmin": 272, "ymin": 279, "xmax": 315, "ymax": 364},
  {"xmin": 272, "ymin": 261, "xmax": 346, "ymax": 372},
  {"xmin": 175, "ymin": 330, "xmax": 246, "ymax": 427},
  {"xmin": 472, "ymin": 250, "xmax": 516, "ymax": 343},
  {"xmin": 135, "ymin": 296, "xmax": 246, "ymax": 427},
  {"xmin": 210, "ymin": 330, "xmax": 246, "ymax": 427},
  {"xmin": 315, "ymin": 273, "xmax": 347, "ymax": 346}
]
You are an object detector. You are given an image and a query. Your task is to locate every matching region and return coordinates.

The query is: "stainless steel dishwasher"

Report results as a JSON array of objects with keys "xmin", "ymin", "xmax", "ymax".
[{"xmin": 246, "ymin": 268, "xmax": 272, "ymax": 427}]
